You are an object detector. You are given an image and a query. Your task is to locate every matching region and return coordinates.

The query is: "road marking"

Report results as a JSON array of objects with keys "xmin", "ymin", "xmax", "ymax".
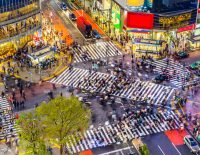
[
  {"xmin": 172, "ymin": 143, "xmax": 182, "ymax": 155},
  {"xmin": 120, "ymin": 150, "xmax": 125, "ymax": 155},
  {"xmin": 99, "ymin": 146, "xmax": 133, "ymax": 155},
  {"xmin": 158, "ymin": 145, "xmax": 166, "ymax": 155},
  {"xmin": 53, "ymin": 0, "xmax": 86, "ymax": 40}
]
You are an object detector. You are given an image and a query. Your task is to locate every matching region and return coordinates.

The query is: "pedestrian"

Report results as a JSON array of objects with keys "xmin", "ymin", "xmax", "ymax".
[
  {"xmin": 13, "ymin": 100, "xmax": 16, "ymax": 109},
  {"xmin": 34, "ymin": 103, "xmax": 38, "ymax": 108},
  {"xmin": 21, "ymin": 100, "xmax": 25, "ymax": 108},
  {"xmin": 1, "ymin": 91, "xmax": 5, "ymax": 98},
  {"xmin": 22, "ymin": 91, "xmax": 26, "ymax": 101},
  {"xmin": 16, "ymin": 101, "xmax": 19, "ymax": 109},
  {"xmin": 20, "ymin": 88, "xmax": 23, "ymax": 97}
]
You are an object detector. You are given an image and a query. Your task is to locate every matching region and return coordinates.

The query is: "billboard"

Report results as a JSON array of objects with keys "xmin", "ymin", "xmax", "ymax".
[
  {"xmin": 126, "ymin": 12, "xmax": 154, "ymax": 29},
  {"xmin": 127, "ymin": 0, "xmax": 153, "ymax": 12},
  {"xmin": 154, "ymin": 9, "xmax": 197, "ymax": 30}
]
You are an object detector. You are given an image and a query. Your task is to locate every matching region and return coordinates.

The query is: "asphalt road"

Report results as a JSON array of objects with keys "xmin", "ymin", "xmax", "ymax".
[
  {"xmin": 92, "ymin": 143, "xmax": 137, "ymax": 155},
  {"xmin": 182, "ymin": 50, "xmax": 200, "ymax": 65},
  {"xmin": 50, "ymin": 0, "xmax": 85, "ymax": 45},
  {"xmin": 143, "ymin": 133, "xmax": 196, "ymax": 155}
]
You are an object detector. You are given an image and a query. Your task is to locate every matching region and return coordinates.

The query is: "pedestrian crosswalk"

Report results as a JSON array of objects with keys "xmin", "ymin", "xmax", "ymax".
[
  {"xmin": 50, "ymin": 68, "xmax": 175, "ymax": 106},
  {"xmin": 184, "ymin": 77, "xmax": 200, "ymax": 88},
  {"xmin": 145, "ymin": 59, "xmax": 191, "ymax": 88},
  {"xmin": 72, "ymin": 41, "xmax": 122, "ymax": 63},
  {"xmin": 65, "ymin": 110, "xmax": 181, "ymax": 154},
  {"xmin": 0, "ymin": 97, "xmax": 18, "ymax": 140}
]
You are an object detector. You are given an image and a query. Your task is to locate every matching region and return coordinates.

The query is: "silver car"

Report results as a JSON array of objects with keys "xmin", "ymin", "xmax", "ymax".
[{"xmin": 184, "ymin": 135, "xmax": 200, "ymax": 153}]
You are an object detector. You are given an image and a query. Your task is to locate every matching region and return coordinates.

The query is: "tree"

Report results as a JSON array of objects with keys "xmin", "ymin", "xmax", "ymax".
[
  {"xmin": 139, "ymin": 144, "xmax": 150, "ymax": 155},
  {"xmin": 36, "ymin": 96, "xmax": 91, "ymax": 155},
  {"xmin": 16, "ymin": 111, "xmax": 47, "ymax": 155}
]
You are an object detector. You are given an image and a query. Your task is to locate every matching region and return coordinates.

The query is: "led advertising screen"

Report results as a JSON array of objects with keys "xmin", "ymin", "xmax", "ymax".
[
  {"xmin": 127, "ymin": 0, "xmax": 153, "ymax": 12},
  {"xmin": 126, "ymin": 12, "xmax": 154, "ymax": 29}
]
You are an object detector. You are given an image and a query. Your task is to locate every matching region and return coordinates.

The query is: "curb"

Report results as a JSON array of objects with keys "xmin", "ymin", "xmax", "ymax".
[{"xmin": 42, "ymin": 66, "xmax": 68, "ymax": 81}]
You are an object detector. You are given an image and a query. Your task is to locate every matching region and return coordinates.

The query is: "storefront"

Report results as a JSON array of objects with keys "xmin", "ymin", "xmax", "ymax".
[
  {"xmin": 188, "ymin": 35, "xmax": 200, "ymax": 50},
  {"xmin": 27, "ymin": 46, "xmax": 54, "ymax": 66},
  {"xmin": 133, "ymin": 38, "xmax": 166, "ymax": 59}
]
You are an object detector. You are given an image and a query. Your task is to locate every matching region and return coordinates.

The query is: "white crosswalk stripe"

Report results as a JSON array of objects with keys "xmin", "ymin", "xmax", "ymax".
[
  {"xmin": 72, "ymin": 41, "xmax": 122, "ymax": 63},
  {"xmin": 50, "ymin": 68, "xmax": 175, "ymax": 106},
  {"xmin": 0, "ymin": 97, "xmax": 18, "ymax": 140},
  {"xmin": 145, "ymin": 59, "xmax": 191, "ymax": 88},
  {"xmin": 65, "ymin": 111, "xmax": 181, "ymax": 154}
]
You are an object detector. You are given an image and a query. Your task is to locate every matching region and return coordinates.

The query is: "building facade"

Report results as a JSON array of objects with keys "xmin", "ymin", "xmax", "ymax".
[
  {"xmin": 94, "ymin": 0, "xmax": 199, "ymax": 57},
  {"xmin": 0, "ymin": 0, "xmax": 42, "ymax": 58}
]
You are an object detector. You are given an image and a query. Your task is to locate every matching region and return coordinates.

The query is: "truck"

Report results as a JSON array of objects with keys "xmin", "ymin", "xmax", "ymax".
[{"xmin": 77, "ymin": 16, "xmax": 92, "ymax": 38}]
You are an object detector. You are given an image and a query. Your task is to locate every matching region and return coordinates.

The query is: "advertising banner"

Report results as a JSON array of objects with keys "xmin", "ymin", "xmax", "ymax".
[
  {"xmin": 154, "ymin": 9, "xmax": 197, "ymax": 30},
  {"xmin": 177, "ymin": 24, "xmax": 195, "ymax": 33},
  {"xmin": 126, "ymin": 0, "xmax": 153, "ymax": 12},
  {"xmin": 126, "ymin": 12, "xmax": 154, "ymax": 29}
]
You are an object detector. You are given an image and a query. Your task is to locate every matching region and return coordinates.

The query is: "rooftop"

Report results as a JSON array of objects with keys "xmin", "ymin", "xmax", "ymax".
[{"xmin": 113, "ymin": 0, "xmax": 127, "ymax": 9}]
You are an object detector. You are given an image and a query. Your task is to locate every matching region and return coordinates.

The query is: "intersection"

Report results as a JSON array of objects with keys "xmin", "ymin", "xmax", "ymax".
[{"xmin": 0, "ymin": 0, "xmax": 200, "ymax": 155}]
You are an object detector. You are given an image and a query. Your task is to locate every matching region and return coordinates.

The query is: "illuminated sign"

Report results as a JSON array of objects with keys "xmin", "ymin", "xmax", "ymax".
[
  {"xmin": 177, "ymin": 24, "xmax": 195, "ymax": 33},
  {"xmin": 159, "ymin": 13, "xmax": 191, "ymax": 28},
  {"xmin": 126, "ymin": 12, "xmax": 154, "ymax": 29},
  {"xmin": 134, "ymin": 38, "xmax": 163, "ymax": 45},
  {"xmin": 127, "ymin": 0, "xmax": 153, "ymax": 12},
  {"xmin": 154, "ymin": 10, "xmax": 197, "ymax": 30}
]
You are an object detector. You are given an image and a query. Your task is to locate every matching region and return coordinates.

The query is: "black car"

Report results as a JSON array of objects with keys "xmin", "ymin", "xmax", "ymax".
[
  {"xmin": 154, "ymin": 74, "xmax": 168, "ymax": 83},
  {"xmin": 92, "ymin": 29, "xmax": 101, "ymax": 39},
  {"xmin": 69, "ymin": 13, "xmax": 77, "ymax": 21},
  {"xmin": 195, "ymin": 69, "xmax": 200, "ymax": 76},
  {"xmin": 174, "ymin": 51, "xmax": 189, "ymax": 59},
  {"xmin": 60, "ymin": 2, "xmax": 67, "ymax": 11}
]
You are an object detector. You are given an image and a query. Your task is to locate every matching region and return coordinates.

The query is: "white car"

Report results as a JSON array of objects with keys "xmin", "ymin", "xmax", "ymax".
[{"xmin": 184, "ymin": 135, "xmax": 200, "ymax": 153}]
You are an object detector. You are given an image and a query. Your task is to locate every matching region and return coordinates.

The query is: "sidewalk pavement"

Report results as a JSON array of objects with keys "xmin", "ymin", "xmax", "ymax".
[{"xmin": 0, "ymin": 57, "xmax": 69, "ymax": 84}]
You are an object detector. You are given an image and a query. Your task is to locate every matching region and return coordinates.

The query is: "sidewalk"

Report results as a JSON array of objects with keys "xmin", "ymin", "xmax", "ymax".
[{"xmin": 0, "ymin": 53, "xmax": 70, "ymax": 83}]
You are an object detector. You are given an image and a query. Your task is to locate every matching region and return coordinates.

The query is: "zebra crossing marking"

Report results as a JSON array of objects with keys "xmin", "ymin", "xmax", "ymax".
[
  {"xmin": 73, "ymin": 41, "xmax": 122, "ymax": 63},
  {"xmin": 64, "ymin": 111, "xmax": 180, "ymax": 154},
  {"xmin": 145, "ymin": 59, "xmax": 190, "ymax": 88},
  {"xmin": 0, "ymin": 97, "xmax": 18, "ymax": 140},
  {"xmin": 50, "ymin": 68, "xmax": 175, "ymax": 106}
]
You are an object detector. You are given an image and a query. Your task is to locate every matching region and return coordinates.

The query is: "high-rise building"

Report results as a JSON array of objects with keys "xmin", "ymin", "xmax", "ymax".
[{"xmin": 0, "ymin": 0, "xmax": 42, "ymax": 59}]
